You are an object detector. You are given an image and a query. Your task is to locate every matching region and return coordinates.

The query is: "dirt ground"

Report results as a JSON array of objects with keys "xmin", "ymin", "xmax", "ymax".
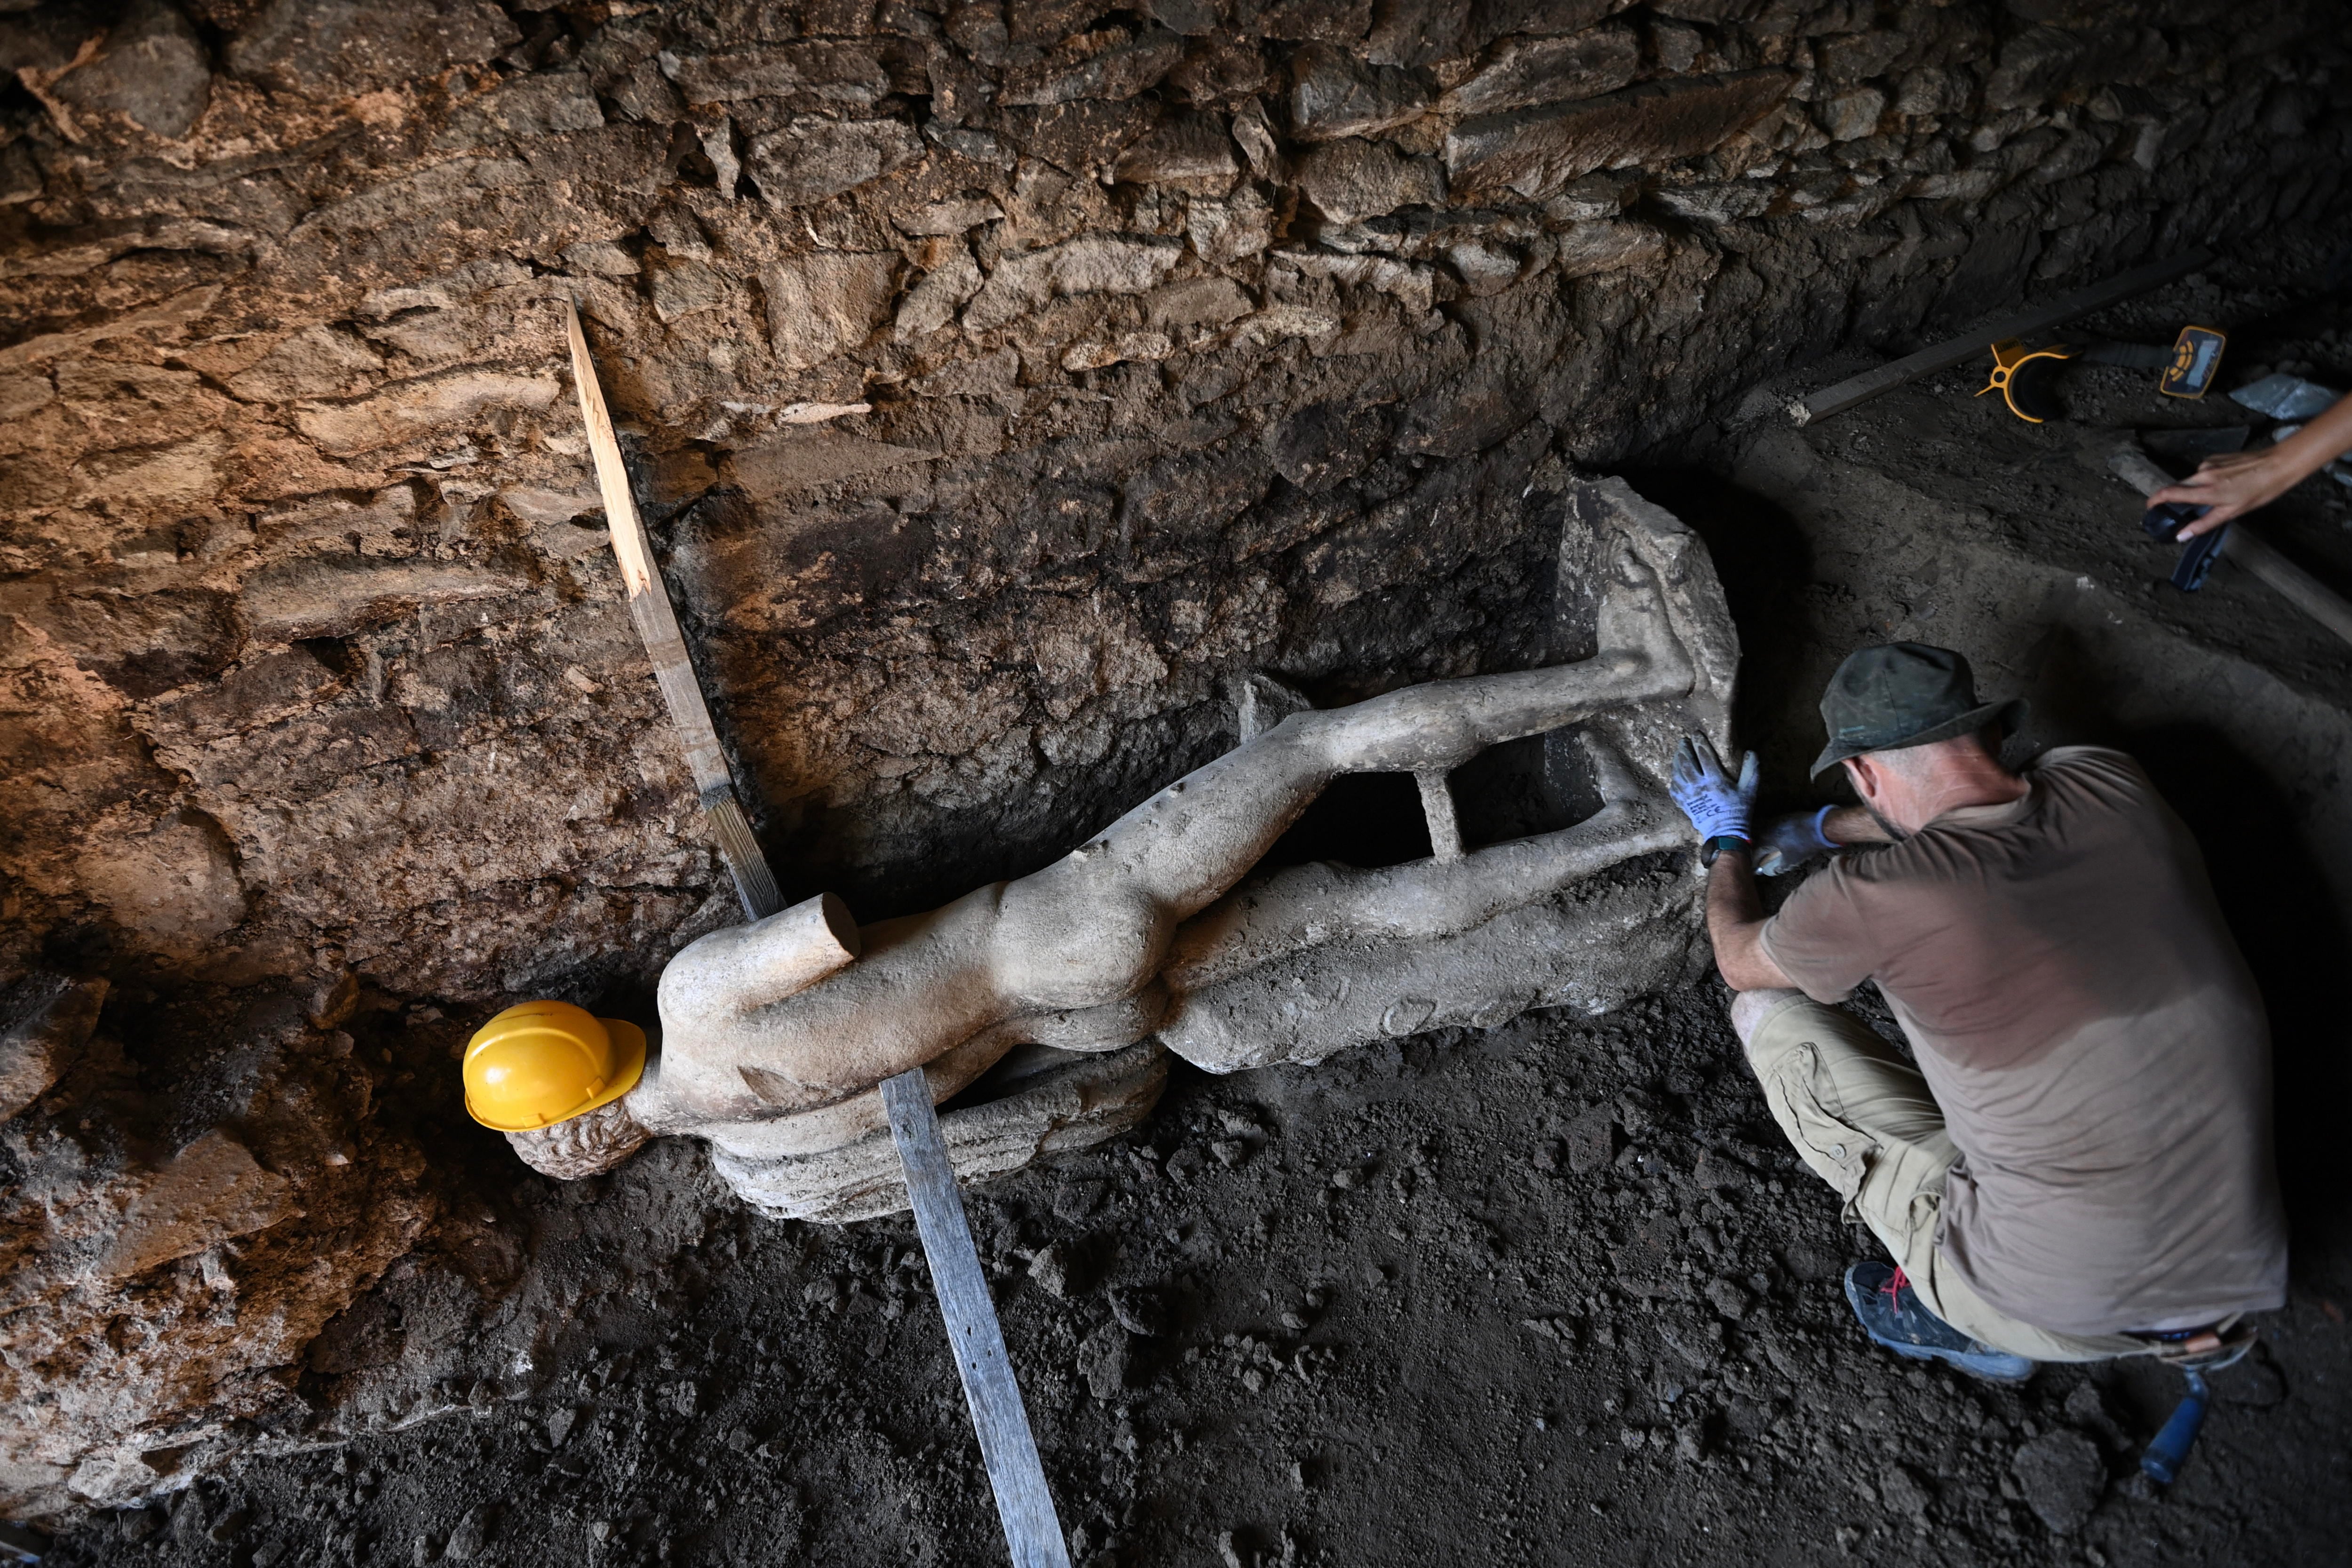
[{"xmin": 38, "ymin": 248, "xmax": 2352, "ymax": 1567}]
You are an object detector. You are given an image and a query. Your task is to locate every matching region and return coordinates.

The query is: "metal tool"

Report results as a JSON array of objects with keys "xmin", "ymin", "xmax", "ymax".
[
  {"xmin": 2109, "ymin": 440, "xmax": 2352, "ymax": 649},
  {"xmin": 1792, "ymin": 247, "xmax": 2215, "ymax": 424},
  {"xmin": 2141, "ymin": 498, "xmax": 2228, "ymax": 591},
  {"xmin": 2140, "ymin": 1367, "xmax": 2211, "ymax": 1486},
  {"xmin": 882, "ymin": 1072, "xmax": 1071, "ymax": 1568},
  {"xmin": 563, "ymin": 300, "xmax": 1068, "ymax": 1567},
  {"xmin": 1979, "ymin": 329, "xmax": 2225, "ymax": 424}
]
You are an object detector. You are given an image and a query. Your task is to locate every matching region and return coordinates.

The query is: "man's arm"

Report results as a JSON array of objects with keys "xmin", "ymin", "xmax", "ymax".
[
  {"xmin": 1705, "ymin": 844, "xmax": 1799, "ymax": 991},
  {"xmin": 1667, "ymin": 734, "xmax": 1811, "ymax": 992}
]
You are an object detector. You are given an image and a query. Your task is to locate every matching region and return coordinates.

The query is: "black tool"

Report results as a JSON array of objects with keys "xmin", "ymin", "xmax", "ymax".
[{"xmin": 2142, "ymin": 498, "xmax": 2228, "ymax": 590}]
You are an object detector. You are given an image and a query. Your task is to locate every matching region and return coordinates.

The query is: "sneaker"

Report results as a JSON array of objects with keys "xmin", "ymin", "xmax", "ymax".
[{"xmin": 1843, "ymin": 1262, "xmax": 2035, "ymax": 1382}]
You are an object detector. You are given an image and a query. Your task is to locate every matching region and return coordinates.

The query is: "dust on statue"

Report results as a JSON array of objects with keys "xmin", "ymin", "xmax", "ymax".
[{"xmin": 460, "ymin": 480, "xmax": 1736, "ymax": 1223}]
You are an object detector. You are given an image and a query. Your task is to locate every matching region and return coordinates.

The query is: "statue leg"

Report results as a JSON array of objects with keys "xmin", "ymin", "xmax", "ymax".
[{"xmin": 993, "ymin": 541, "xmax": 1693, "ymax": 1007}]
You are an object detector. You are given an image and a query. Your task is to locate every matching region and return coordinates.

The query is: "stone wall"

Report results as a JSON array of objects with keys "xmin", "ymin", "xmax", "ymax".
[
  {"xmin": 0, "ymin": 0, "xmax": 2345, "ymax": 1521},
  {"xmin": 3, "ymin": 0, "xmax": 2344, "ymax": 1003}
]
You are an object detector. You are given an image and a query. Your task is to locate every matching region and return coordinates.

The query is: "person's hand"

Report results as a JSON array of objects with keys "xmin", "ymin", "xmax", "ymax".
[
  {"xmin": 2148, "ymin": 448, "xmax": 2302, "ymax": 536},
  {"xmin": 2151, "ymin": 390, "xmax": 2352, "ymax": 537},
  {"xmin": 1752, "ymin": 806, "xmax": 1839, "ymax": 876},
  {"xmin": 1669, "ymin": 734, "xmax": 1758, "ymax": 844}
]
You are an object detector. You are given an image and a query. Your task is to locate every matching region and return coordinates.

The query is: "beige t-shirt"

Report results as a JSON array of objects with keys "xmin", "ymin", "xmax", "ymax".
[{"xmin": 1760, "ymin": 746, "xmax": 2288, "ymax": 1336}]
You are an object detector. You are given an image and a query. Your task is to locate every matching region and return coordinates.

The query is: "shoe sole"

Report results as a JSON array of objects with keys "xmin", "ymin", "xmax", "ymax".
[{"xmin": 1880, "ymin": 1339, "xmax": 2034, "ymax": 1383}]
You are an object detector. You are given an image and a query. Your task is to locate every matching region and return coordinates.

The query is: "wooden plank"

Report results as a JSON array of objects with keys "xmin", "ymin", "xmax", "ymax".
[
  {"xmin": 1794, "ymin": 248, "xmax": 2216, "ymax": 425},
  {"xmin": 563, "ymin": 300, "xmax": 784, "ymax": 920},
  {"xmin": 882, "ymin": 1068, "xmax": 1073, "ymax": 1568}
]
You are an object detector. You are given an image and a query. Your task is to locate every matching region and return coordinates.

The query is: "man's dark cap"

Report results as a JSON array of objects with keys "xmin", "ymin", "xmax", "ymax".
[{"xmin": 1811, "ymin": 643, "xmax": 2026, "ymax": 778}]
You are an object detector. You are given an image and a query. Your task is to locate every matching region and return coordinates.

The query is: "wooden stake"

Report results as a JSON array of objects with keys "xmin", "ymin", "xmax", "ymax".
[{"xmin": 563, "ymin": 299, "xmax": 785, "ymax": 921}]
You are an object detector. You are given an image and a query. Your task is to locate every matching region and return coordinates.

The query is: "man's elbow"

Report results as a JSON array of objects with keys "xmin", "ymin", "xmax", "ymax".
[{"xmin": 1711, "ymin": 931, "xmax": 1789, "ymax": 993}]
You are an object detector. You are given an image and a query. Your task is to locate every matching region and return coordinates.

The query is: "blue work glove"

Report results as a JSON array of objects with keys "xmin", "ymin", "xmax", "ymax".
[
  {"xmin": 1669, "ymin": 734, "xmax": 1758, "ymax": 845},
  {"xmin": 1754, "ymin": 806, "xmax": 1839, "ymax": 876}
]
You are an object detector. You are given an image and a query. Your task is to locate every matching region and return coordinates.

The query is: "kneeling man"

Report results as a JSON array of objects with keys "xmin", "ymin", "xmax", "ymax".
[{"xmin": 1671, "ymin": 643, "xmax": 2286, "ymax": 1376}]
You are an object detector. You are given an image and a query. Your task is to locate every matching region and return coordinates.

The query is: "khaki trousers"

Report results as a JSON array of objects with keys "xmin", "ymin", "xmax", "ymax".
[{"xmin": 1737, "ymin": 989, "xmax": 2151, "ymax": 1364}]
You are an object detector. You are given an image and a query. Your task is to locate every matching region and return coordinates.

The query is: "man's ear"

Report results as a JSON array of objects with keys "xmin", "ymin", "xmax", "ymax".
[{"xmin": 1842, "ymin": 755, "xmax": 1878, "ymax": 803}]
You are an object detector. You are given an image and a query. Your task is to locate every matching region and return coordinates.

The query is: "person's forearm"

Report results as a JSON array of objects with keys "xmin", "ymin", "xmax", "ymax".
[
  {"xmin": 2278, "ymin": 392, "xmax": 2352, "ymax": 481},
  {"xmin": 1704, "ymin": 846, "xmax": 1796, "ymax": 990},
  {"xmin": 1821, "ymin": 805, "xmax": 1891, "ymax": 845}
]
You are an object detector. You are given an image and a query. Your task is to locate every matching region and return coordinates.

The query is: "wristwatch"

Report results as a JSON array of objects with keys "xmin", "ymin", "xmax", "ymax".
[{"xmin": 1701, "ymin": 834, "xmax": 1750, "ymax": 867}]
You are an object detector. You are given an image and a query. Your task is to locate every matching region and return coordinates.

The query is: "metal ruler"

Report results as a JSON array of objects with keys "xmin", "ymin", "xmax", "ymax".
[{"xmin": 563, "ymin": 302, "xmax": 1068, "ymax": 1567}]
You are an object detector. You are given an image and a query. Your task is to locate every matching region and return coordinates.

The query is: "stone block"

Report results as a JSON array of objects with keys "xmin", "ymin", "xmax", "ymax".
[
  {"xmin": 1446, "ymin": 69, "xmax": 1796, "ymax": 199},
  {"xmin": 225, "ymin": 0, "xmax": 519, "ymax": 96},
  {"xmin": 96, "ymin": 1131, "xmax": 297, "ymax": 1281},
  {"xmin": 890, "ymin": 198, "xmax": 1005, "ymax": 237},
  {"xmin": 996, "ymin": 99, "xmax": 1162, "ymax": 181},
  {"xmin": 48, "ymin": 0, "xmax": 211, "ymax": 140},
  {"xmin": 1144, "ymin": 275, "xmax": 1255, "ymax": 330},
  {"xmin": 1438, "ymin": 24, "xmax": 1642, "ymax": 118},
  {"xmin": 1814, "ymin": 29, "xmax": 1908, "ymax": 88},
  {"xmin": 1113, "ymin": 112, "xmax": 1242, "ymax": 184},
  {"xmin": 1005, "ymin": 0, "xmax": 1099, "ymax": 45},
  {"xmin": 1985, "ymin": 25, "xmax": 2084, "ymax": 111},
  {"xmin": 727, "ymin": 429, "xmax": 937, "ymax": 499},
  {"xmin": 1001, "ymin": 25, "xmax": 1187, "ymax": 106},
  {"xmin": 1362, "ymin": 0, "xmax": 1466, "ymax": 67},
  {"xmin": 961, "ymin": 235, "xmax": 1184, "ymax": 334},
  {"xmin": 434, "ymin": 71, "xmax": 606, "ymax": 149},
  {"xmin": 744, "ymin": 115, "xmax": 924, "ymax": 207},
  {"xmin": 1819, "ymin": 87, "xmax": 1886, "ymax": 142},
  {"xmin": 893, "ymin": 244, "xmax": 984, "ymax": 340},
  {"xmin": 1464, "ymin": 0, "xmax": 1630, "ymax": 50},
  {"xmin": 1287, "ymin": 41, "xmax": 1431, "ymax": 140},
  {"xmin": 226, "ymin": 326, "xmax": 385, "ymax": 403},
  {"xmin": 1893, "ymin": 64, "xmax": 1974, "ymax": 117},
  {"xmin": 658, "ymin": 42, "xmax": 890, "ymax": 108},
  {"xmin": 71, "ymin": 434, "xmax": 224, "ymax": 511},
  {"xmin": 239, "ymin": 554, "xmax": 533, "ymax": 640},
  {"xmin": 766, "ymin": 250, "xmax": 899, "ymax": 369},
  {"xmin": 293, "ymin": 370, "xmax": 559, "ymax": 457},
  {"xmin": 1240, "ymin": 0, "xmax": 1375, "ymax": 43},
  {"xmin": 1295, "ymin": 138, "xmax": 1445, "ymax": 223},
  {"xmin": 650, "ymin": 257, "xmax": 732, "ymax": 323}
]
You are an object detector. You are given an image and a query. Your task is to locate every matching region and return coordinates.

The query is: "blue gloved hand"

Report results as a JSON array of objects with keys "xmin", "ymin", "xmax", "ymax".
[
  {"xmin": 1669, "ymin": 734, "xmax": 1758, "ymax": 845},
  {"xmin": 1754, "ymin": 806, "xmax": 1840, "ymax": 876}
]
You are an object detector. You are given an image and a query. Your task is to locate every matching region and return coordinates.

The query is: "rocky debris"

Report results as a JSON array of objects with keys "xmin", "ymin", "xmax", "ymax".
[
  {"xmin": 0, "ymin": 985, "xmax": 438, "ymax": 1517},
  {"xmin": 2011, "ymin": 1427, "xmax": 2105, "ymax": 1533}
]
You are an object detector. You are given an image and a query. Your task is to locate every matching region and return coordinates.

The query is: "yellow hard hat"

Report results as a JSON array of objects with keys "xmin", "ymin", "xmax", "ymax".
[{"xmin": 462, "ymin": 1000, "xmax": 647, "ymax": 1132}]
